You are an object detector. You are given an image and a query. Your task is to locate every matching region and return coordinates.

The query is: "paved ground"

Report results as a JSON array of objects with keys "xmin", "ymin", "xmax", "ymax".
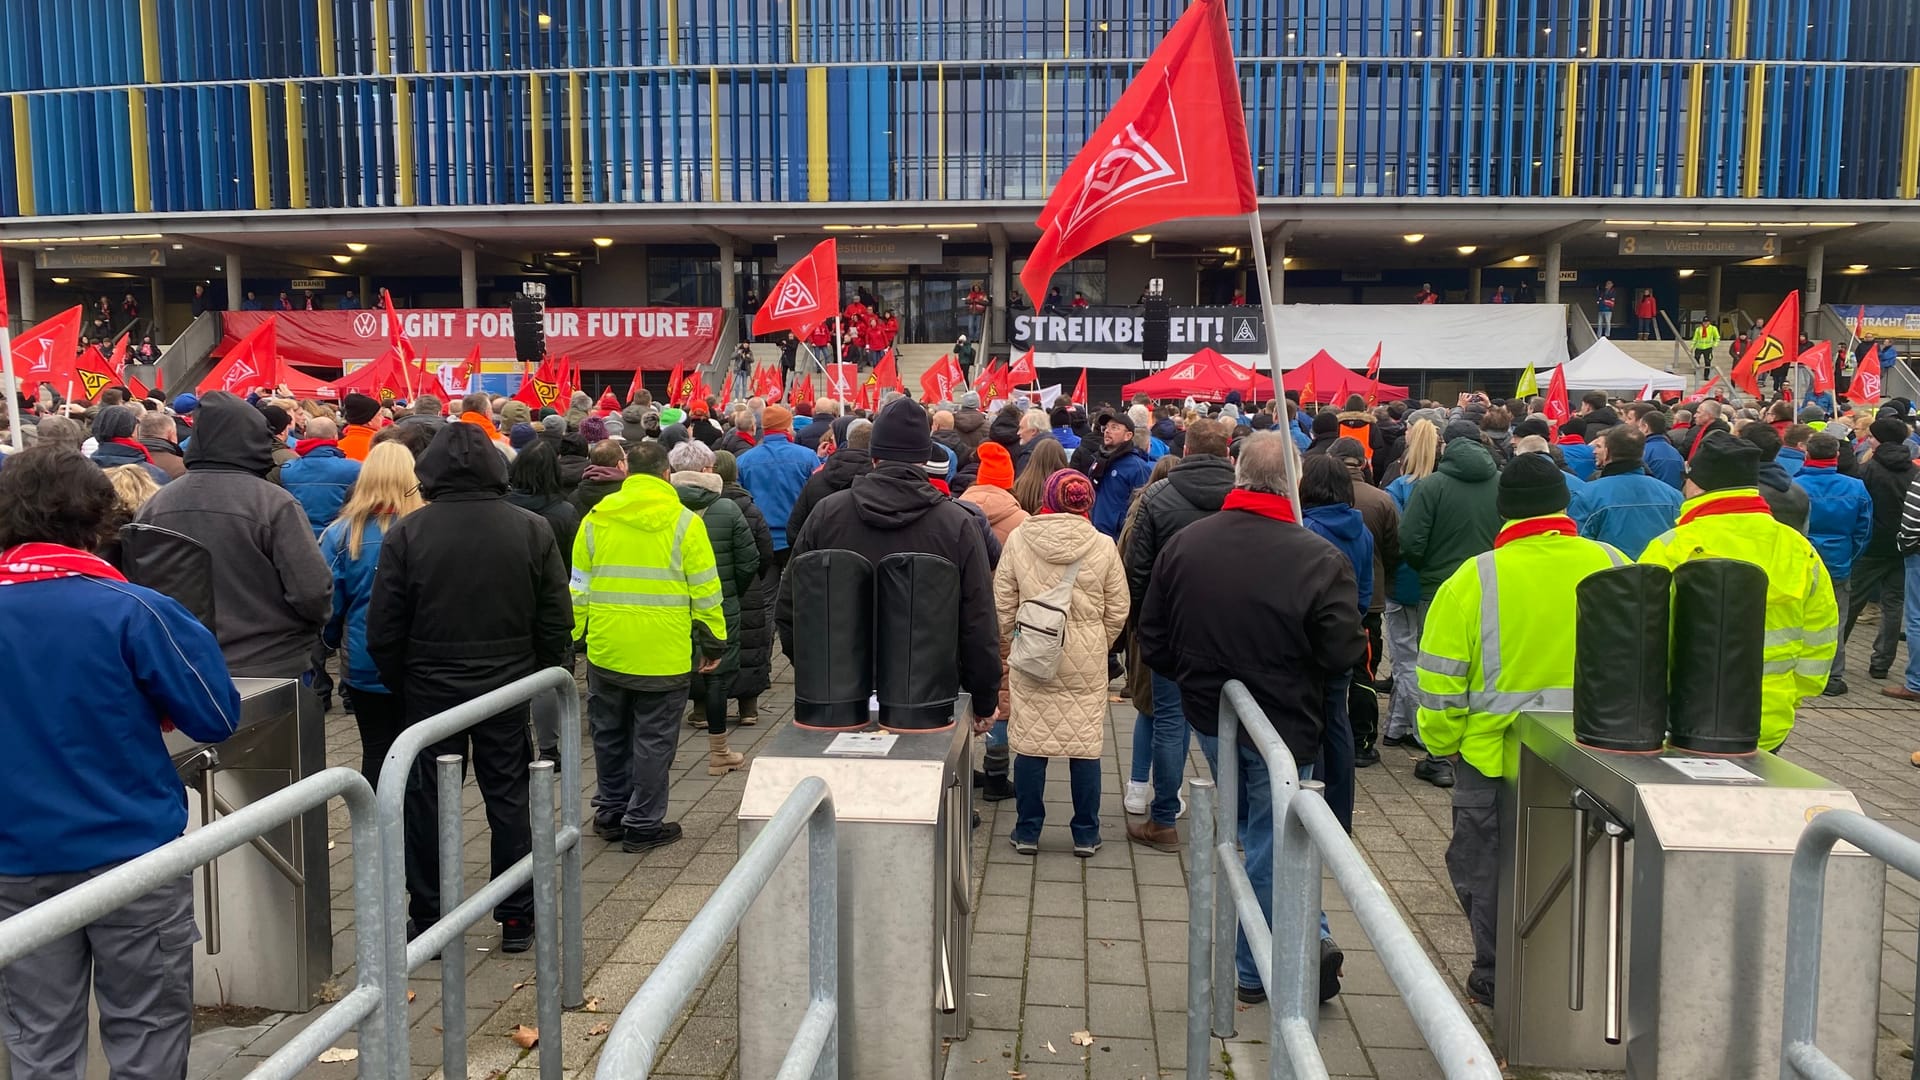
[{"xmin": 178, "ymin": 630, "xmax": 1920, "ymax": 1080}]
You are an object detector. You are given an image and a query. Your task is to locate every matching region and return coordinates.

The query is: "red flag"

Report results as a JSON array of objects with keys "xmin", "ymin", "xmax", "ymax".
[
  {"xmin": 626, "ymin": 367, "xmax": 645, "ymax": 405},
  {"xmin": 106, "ymin": 333, "xmax": 128, "ymax": 373},
  {"xmin": 1007, "ymin": 347, "xmax": 1038, "ymax": 387},
  {"xmin": 920, "ymin": 355, "xmax": 957, "ymax": 402},
  {"xmin": 557, "ymin": 355, "xmax": 576, "ymax": 404},
  {"xmin": 1853, "ymin": 305, "xmax": 1867, "ymax": 341},
  {"xmin": 1019, "ymin": 0, "xmax": 1254, "ymax": 305},
  {"xmin": 719, "ymin": 366, "xmax": 735, "ymax": 410},
  {"xmin": 665, "ymin": 363, "xmax": 686, "ymax": 406},
  {"xmin": 512, "ymin": 355, "xmax": 564, "ymax": 410},
  {"xmin": 1073, "ymin": 367, "xmax": 1088, "ymax": 407},
  {"xmin": 788, "ymin": 370, "xmax": 812, "ymax": 406},
  {"xmin": 203, "ymin": 317, "xmax": 279, "ymax": 396},
  {"xmin": 1799, "ymin": 340, "xmax": 1835, "ymax": 394},
  {"xmin": 461, "ymin": 345, "xmax": 484, "ymax": 393},
  {"xmin": 856, "ymin": 372, "xmax": 879, "ymax": 412},
  {"xmin": 12, "ymin": 307, "xmax": 82, "ymax": 389},
  {"xmin": 127, "ymin": 372, "xmax": 151, "ymax": 400},
  {"xmin": 754, "ymin": 364, "xmax": 785, "ymax": 401},
  {"xmin": 1681, "ymin": 376, "xmax": 1722, "ymax": 406},
  {"xmin": 823, "ymin": 362, "xmax": 858, "ymax": 401},
  {"xmin": 1733, "ymin": 291, "xmax": 1799, "ymax": 394},
  {"xmin": 1543, "ymin": 364, "xmax": 1570, "ymax": 431},
  {"xmin": 753, "ymin": 238, "xmax": 839, "ymax": 340},
  {"xmin": 73, "ymin": 346, "xmax": 118, "ymax": 402},
  {"xmin": 1852, "ymin": 360, "xmax": 1881, "ymax": 407},
  {"xmin": 1636, "ymin": 378, "xmax": 1655, "ymax": 402},
  {"xmin": 1363, "ymin": 342, "xmax": 1382, "ymax": 403},
  {"xmin": 872, "ymin": 349, "xmax": 905, "ymax": 394}
]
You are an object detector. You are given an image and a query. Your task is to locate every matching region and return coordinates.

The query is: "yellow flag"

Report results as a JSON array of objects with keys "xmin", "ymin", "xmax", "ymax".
[{"xmin": 1515, "ymin": 364, "xmax": 1539, "ymax": 398}]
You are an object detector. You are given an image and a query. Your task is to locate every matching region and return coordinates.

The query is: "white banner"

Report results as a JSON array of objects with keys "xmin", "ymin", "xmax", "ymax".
[{"xmin": 1267, "ymin": 305, "xmax": 1570, "ymax": 371}]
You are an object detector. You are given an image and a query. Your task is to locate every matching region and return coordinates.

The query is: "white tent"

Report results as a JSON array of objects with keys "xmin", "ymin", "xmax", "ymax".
[{"xmin": 1540, "ymin": 339, "xmax": 1687, "ymax": 394}]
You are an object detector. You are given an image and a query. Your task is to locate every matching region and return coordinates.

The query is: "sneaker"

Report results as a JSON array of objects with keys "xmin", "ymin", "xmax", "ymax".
[
  {"xmin": 1354, "ymin": 745, "xmax": 1381, "ymax": 768},
  {"xmin": 1123, "ymin": 780, "xmax": 1152, "ymax": 815},
  {"xmin": 1466, "ymin": 971, "xmax": 1495, "ymax": 1007},
  {"xmin": 1009, "ymin": 836, "xmax": 1038, "ymax": 856},
  {"xmin": 623, "ymin": 821, "xmax": 684, "ymax": 853},
  {"xmin": 1319, "ymin": 937, "xmax": 1344, "ymax": 1002},
  {"xmin": 1381, "ymin": 732, "xmax": 1425, "ymax": 750},
  {"xmin": 500, "ymin": 919, "xmax": 534, "ymax": 954},
  {"xmin": 1235, "ymin": 983, "xmax": 1267, "ymax": 1004},
  {"xmin": 591, "ymin": 817, "xmax": 624, "ymax": 841},
  {"xmin": 1073, "ymin": 840, "xmax": 1102, "ymax": 858},
  {"xmin": 982, "ymin": 774, "xmax": 1015, "ymax": 802},
  {"xmin": 1413, "ymin": 756, "xmax": 1456, "ymax": 788},
  {"xmin": 1821, "ymin": 676, "xmax": 1849, "ymax": 697}
]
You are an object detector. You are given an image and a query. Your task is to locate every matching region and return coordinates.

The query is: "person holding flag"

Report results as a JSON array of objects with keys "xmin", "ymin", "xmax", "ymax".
[{"xmin": 1731, "ymin": 292, "xmax": 1800, "ymax": 397}]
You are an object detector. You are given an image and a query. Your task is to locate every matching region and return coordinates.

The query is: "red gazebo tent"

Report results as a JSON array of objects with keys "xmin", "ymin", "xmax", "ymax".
[
  {"xmin": 1120, "ymin": 348, "xmax": 1276, "ymax": 403},
  {"xmin": 1282, "ymin": 349, "xmax": 1409, "ymax": 405}
]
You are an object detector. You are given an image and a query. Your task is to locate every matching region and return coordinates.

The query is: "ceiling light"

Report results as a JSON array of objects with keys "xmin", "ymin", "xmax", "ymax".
[
  {"xmin": 592, "ymin": 237, "xmax": 614, "ymax": 248},
  {"xmin": 213, "ymin": 265, "xmax": 221, "ymax": 272},
  {"xmin": 1511, "ymin": 255, "xmax": 1530, "ymax": 264},
  {"xmin": 49, "ymin": 276, "xmax": 69, "ymax": 284},
  {"xmin": 331, "ymin": 254, "xmax": 352, "ymax": 265},
  {"xmin": 1218, "ymin": 246, "xmax": 1239, "ymax": 255},
  {"xmin": 1677, "ymin": 268, "xmax": 1696, "ymax": 278},
  {"xmin": 345, "ymin": 242, "xmax": 368, "ymax": 253},
  {"xmin": 1281, "ymin": 256, "xmax": 1293, "ymax": 267},
  {"xmin": 550, "ymin": 250, "xmax": 575, "ymax": 257},
  {"xmin": 1131, "ymin": 234, "xmax": 1152, "ymax": 244},
  {"xmin": 1096, "ymin": 20, "xmax": 1108, "ymax": 30},
  {"xmin": 170, "ymin": 243, "xmax": 184, "ymax": 250},
  {"xmin": 1848, "ymin": 264, "xmax": 1869, "ymax": 272},
  {"xmin": 537, "ymin": 11, "xmax": 551, "ymax": 27},
  {"xmin": 1457, "ymin": 245, "xmax": 1477, "ymax": 255},
  {"xmin": 1604, "ymin": 220, "xmax": 1655, "ymax": 226},
  {"xmin": 821, "ymin": 225, "xmax": 855, "ymax": 231},
  {"xmin": 1403, "ymin": 233, "xmax": 1424, "ymax": 244}
]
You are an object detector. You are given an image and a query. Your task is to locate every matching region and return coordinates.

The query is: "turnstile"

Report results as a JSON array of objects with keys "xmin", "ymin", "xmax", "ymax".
[
  {"xmin": 168, "ymin": 677, "xmax": 333, "ymax": 1013},
  {"xmin": 737, "ymin": 707, "xmax": 972, "ymax": 1080},
  {"xmin": 1498, "ymin": 712, "xmax": 1882, "ymax": 1078}
]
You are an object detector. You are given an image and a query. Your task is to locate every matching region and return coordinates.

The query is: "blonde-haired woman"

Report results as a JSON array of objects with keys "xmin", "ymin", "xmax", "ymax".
[
  {"xmin": 105, "ymin": 463, "xmax": 161, "ymax": 516},
  {"xmin": 319, "ymin": 442, "xmax": 426, "ymax": 778},
  {"xmin": 1380, "ymin": 418, "xmax": 1438, "ymax": 747}
]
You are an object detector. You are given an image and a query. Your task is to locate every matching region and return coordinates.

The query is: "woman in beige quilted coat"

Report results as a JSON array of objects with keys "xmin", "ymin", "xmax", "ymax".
[{"xmin": 994, "ymin": 469, "xmax": 1130, "ymax": 856}]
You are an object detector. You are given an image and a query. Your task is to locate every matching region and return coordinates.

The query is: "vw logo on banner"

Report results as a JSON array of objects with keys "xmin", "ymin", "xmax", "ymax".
[{"xmin": 352, "ymin": 312, "xmax": 381, "ymax": 338}]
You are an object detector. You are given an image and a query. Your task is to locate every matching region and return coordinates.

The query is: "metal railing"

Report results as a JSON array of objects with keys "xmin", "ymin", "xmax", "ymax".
[
  {"xmin": 1567, "ymin": 299, "xmax": 1598, "ymax": 354},
  {"xmin": 1779, "ymin": 808, "xmax": 1920, "ymax": 1080},
  {"xmin": 597, "ymin": 776, "xmax": 840, "ymax": 1080},
  {"xmin": 0, "ymin": 767, "xmax": 391, "ymax": 1078},
  {"xmin": 1657, "ymin": 310, "xmax": 1694, "ymax": 375},
  {"xmin": 373, "ymin": 665, "xmax": 586, "ymax": 1080},
  {"xmin": 1186, "ymin": 680, "xmax": 1501, "ymax": 1080}
]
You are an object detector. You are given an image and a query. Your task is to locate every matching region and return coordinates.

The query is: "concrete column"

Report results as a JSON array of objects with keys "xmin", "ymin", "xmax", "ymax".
[
  {"xmin": 460, "ymin": 247, "xmax": 478, "ymax": 308},
  {"xmin": 1468, "ymin": 265, "xmax": 1483, "ymax": 304},
  {"xmin": 16, "ymin": 259, "xmax": 35, "ymax": 326},
  {"xmin": 715, "ymin": 235, "xmax": 736, "ymax": 312},
  {"xmin": 226, "ymin": 257, "xmax": 243, "ymax": 311},
  {"xmin": 1266, "ymin": 231, "xmax": 1286, "ymax": 305},
  {"xmin": 358, "ymin": 274, "xmax": 372, "ymax": 306},
  {"xmin": 1706, "ymin": 264, "xmax": 1723, "ymax": 326},
  {"xmin": 1544, "ymin": 242, "xmax": 1563, "ymax": 304},
  {"xmin": 1803, "ymin": 242, "xmax": 1824, "ymax": 321},
  {"xmin": 149, "ymin": 275, "xmax": 165, "ymax": 340},
  {"xmin": 989, "ymin": 231, "xmax": 1008, "ymax": 350}
]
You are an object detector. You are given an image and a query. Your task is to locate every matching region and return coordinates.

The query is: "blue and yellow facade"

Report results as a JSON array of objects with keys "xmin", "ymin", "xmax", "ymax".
[{"xmin": 1, "ymin": 0, "xmax": 1917, "ymax": 220}]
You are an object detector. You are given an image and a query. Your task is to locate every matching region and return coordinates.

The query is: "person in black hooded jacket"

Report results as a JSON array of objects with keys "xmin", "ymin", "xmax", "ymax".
[
  {"xmin": 786, "ymin": 417, "xmax": 872, "ymax": 545},
  {"xmin": 1737, "ymin": 421, "xmax": 1810, "ymax": 534},
  {"xmin": 777, "ymin": 399, "xmax": 1000, "ymax": 729},
  {"xmin": 366, "ymin": 422, "xmax": 572, "ymax": 954},
  {"xmin": 1843, "ymin": 416, "xmax": 1915, "ymax": 677},
  {"xmin": 714, "ymin": 448, "xmax": 777, "ymax": 722}
]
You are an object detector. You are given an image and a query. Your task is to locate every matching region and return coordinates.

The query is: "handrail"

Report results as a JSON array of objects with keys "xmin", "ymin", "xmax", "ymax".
[
  {"xmin": 0, "ymin": 767, "xmax": 391, "ymax": 1079},
  {"xmin": 373, "ymin": 666, "xmax": 585, "ymax": 1080},
  {"xmin": 596, "ymin": 776, "xmax": 840, "ymax": 1080},
  {"xmin": 1187, "ymin": 679, "xmax": 1500, "ymax": 1080},
  {"xmin": 1657, "ymin": 310, "xmax": 1691, "ymax": 374},
  {"xmin": 1566, "ymin": 299, "xmax": 1598, "ymax": 354},
  {"xmin": 1779, "ymin": 809, "xmax": 1920, "ymax": 1079}
]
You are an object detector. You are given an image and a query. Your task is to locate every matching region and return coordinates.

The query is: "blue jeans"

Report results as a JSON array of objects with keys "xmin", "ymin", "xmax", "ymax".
[
  {"xmin": 1904, "ymin": 557, "xmax": 1920, "ymax": 692},
  {"xmin": 1318, "ymin": 671, "xmax": 1354, "ymax": 834},
  {"xmin": 1130, "ymin": 672, "xmax": 1191, "ymax": 826},
  {"xmin": 1196, "ymin": 733, "xmax": 1329, "ymax": 991},
  {"xmin": 1012, "ymin": 755, "xmax": 1102, "ymax": 848}
]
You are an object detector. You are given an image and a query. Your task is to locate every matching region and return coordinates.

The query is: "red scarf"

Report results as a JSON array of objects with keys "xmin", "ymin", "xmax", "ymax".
[
  {"xmin": 0, "ymin": 543, "xmax": 128, "ymax": 587},
  {"xmin": 734, "ymin": 430, "xmax": 757, "ymax": 447},
  {"xmin": 1495, "ymin": 515, "xmax": 1579, "ymax": 548},
  {"xmin": 109, "ymin": 437, "xmax": 152, "ymax": 463},
  {"xmin": 1804, "ymin": 457, "xmax": 1837, "ymax": 468},
  {"xmin": 1221, "ymin": 489, "xmax": 1299, "ymax": 524},
  {"xmin": 928, "ymin": 477, "xmax": 952, "ymax": 496},
  {"xmin": 1677, "ymin": 494, "xmax": 1773, "ymax": 526}
]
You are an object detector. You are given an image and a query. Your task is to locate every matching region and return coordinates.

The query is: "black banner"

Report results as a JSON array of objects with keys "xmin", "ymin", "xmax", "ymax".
[{"xmin": 1011, "ymin": 305, "xmax": 1267, "ymax": 356}]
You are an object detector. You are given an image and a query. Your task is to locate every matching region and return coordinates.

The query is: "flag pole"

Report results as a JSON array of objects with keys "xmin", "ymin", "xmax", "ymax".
[
  {"xmin": 1, "ymin": 323, "xmax": 18, "ymax": 451},
  {"xmin": 1244, "ymin": 211, "xmax": 1303, "ymax": 521},
  {"xmin": 831, "ymin": 318, "xmax": 846, "ymax": 414}
]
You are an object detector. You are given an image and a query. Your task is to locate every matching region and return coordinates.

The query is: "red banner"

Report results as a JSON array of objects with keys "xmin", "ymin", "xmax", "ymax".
[{"xmin": 219, "ymin": 308, "xmax": 726, "ymax": 372}]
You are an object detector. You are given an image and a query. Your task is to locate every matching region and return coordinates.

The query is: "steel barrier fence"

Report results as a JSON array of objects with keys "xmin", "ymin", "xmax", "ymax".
[
  {"xmin": 596, "ymin": 775, "xmax": 840, "ymax": 1080},
  {"xmin": 1187, "ymin": 680, "xmax": 1502, "ymax": 1080},
  {"xmin": 1779, "ymin": 808, "xmax": 1920, "ymax": 1080}
]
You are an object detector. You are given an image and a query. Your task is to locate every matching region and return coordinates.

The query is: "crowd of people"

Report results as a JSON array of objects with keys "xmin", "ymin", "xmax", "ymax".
[{"xmin": 3, "ymin": 346, "xmax": 1915, "ymax": 1071}]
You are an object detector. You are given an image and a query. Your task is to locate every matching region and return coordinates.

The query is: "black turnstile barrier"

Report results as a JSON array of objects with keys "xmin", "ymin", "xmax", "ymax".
[
  {"xmin": 1573, "ymin": 563, "xmax": 1671, "ymax": 753},
  {"xmin": 118, "ymin": 522, "xmax": 217, "ymax": 629},
  {"xmin": 1667, "ymin": 558, "xmax": 1767, "ymax": 755},
  {"xmin": 790, "ymin": 549, "xmax": 875, "ymax": 731},
  {"xmin": 874, "ymin": 554, "xmax": 961, "ymax": 732}
]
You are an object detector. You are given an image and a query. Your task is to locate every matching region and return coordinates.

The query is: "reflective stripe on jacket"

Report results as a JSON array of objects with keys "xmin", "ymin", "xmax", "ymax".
[
  {"xmin": 1417, "ymin": 521, "xmax": 1627, "ymax": 779},
  {"xmin": 1638, "ymin": 488, "xmax": 1838, "ymax": 751},
  {"xmin": 570, "ymin": 474, "xmax": 726, "ymax": 677}
]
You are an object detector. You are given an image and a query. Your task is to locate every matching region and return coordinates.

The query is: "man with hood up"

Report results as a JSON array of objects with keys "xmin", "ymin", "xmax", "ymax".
[
  {"xmin": 136, "ymin": 391, "xmax": 330, "ymax": 679},
  {"xmin": 367, "ymin": 423, "xmax": 572, "ymax": 955}
]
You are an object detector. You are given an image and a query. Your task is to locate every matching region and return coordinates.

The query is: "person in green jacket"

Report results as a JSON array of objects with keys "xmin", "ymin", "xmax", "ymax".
[
  {"xmin": 1396, "ymin": 420, "xmax": 1503, "ymax": 788},
  {"xmin": 1690, "ymin": 319, "xmax": 1722, "ymax": 378},
  {"xmin": 668, "ymin": 438, "xmax": 762, "ymax": 772}
]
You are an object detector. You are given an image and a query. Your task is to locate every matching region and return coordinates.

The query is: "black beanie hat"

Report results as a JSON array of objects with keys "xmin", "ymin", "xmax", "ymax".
[
  {"xmin": 1442, "ymin": 418, "xmax": 1483, "ymax": 444},
  {"xmin": 1515, "ymin": 416, "xmax": 1553, "ymax": 441},
  {"xmin": 868, "ymin": 397, "xmax": 933, "ymax": 464},
  {"xmin": 1687, "ymin": 430, "xmax": 1761, "ymax": 491},
  {"xmin": 1871, "ymin": 416, "xmax": 1909, "ymax": 445},
  {"xmin": 1310, "ymin": 411, "xmax": 1341, "ymax": 436},
  {"xmin": 256, "ymin": 403, "xmax": 292, "ymax": 435},
  {"xmin": 1497, "ymin": 452, "xmax": 1570, "ymax": 519},
  {"xmin": 342, "ymin": 392, "xmax": 381, "ymax": 426}
]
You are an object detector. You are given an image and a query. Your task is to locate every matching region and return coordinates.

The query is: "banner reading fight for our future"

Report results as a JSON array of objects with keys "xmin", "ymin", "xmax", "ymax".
[{"xmin": 219, "ymin": 308, "xmax": 727, "ymax": 371}]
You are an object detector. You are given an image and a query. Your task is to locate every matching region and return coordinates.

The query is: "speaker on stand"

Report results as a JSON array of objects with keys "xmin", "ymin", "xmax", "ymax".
[{"xmin": 1141, "ymin": 278, "xmax": 1170, "ymax": 369}]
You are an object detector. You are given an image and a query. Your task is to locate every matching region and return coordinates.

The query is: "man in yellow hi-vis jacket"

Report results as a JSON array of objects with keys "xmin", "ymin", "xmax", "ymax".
[
  {"xmin": 1638, "ymin": 430, "xmax": 1838, "ymax": 749},
  {"xmin": 573, "ymin": 441, "xmax": 728, "ymax": 854},
  {"xmin": 1417, "ymin": 454, "xmax": 1628, "ymax": 1007}
]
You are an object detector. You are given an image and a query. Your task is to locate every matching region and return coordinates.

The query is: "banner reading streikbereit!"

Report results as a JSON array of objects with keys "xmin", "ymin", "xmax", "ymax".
[{"xmin": 219, "ymin": 308, "xmax": 727, "ymax": 371}]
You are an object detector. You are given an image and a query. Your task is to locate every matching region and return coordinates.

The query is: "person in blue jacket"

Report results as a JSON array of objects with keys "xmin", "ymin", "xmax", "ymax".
[
  {"xmin": 1048, "ymin": 405, "xmax": 1082, "ymax": 451},
  {"xmin": 736, "ymin": 404, "xmax": 820, "ymax": 565},
  {"xmin": 1087, "ymin": 411, "xmax": 1154, "ymax": 539},
  {"xmin": 1629, "ymin": 405, "xmax": 1686, "ymax": 490},
  {"xmin": 0, "ymin": 445, "xmax": 241, "ymax": 1079},
  {"xmin": 1567, "ymin": 425, "xmax": 1683, "ymax": 558},
  {"xmin": 320, "ymin": 441, "xmax": 426, "ymax": 776},
  {"xmin": 280, "ymin": 416, "xmax": 363, "ymax": 536},
  {"xmin": 1299, "ymin": 454, "xmax": 1373, "ymax": 837},
  {"xmin": 1795, "ymin": 431, "xmax": 1874, "ymax": 696},
  {"xmin": 1556, "ymin": 429, "xmax": 1597, "ymax": 481}
]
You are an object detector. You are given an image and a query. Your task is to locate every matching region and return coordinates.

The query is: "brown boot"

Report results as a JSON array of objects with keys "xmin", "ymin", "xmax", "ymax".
[
  {"xmin": 735, "ymin": 695, "xmax": 758, "ymax": 726},
  {"xmin": 1127, "ymin": 819, "xmax": 1180, "ymax": 852},
  {"xmin": 708, "ymin": 734, "xmax": 745, "ymax": 775}
]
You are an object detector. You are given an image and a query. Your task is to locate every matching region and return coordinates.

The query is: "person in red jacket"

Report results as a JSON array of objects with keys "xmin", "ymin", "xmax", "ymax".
[{"xmin": 1634, "ymin": 289, "xmax": 1659, "ymax": 340}]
